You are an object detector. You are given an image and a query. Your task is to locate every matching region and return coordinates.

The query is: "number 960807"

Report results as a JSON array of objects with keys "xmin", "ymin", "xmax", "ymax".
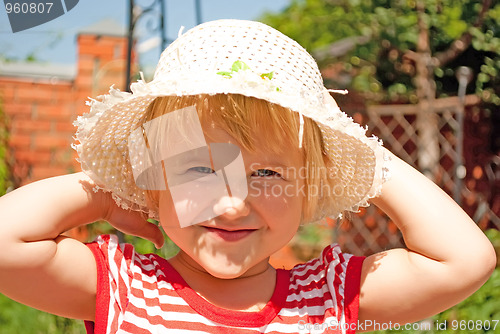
[
  {"xmin": 451, "ymin": 320, "xmax": 498, "ymax": 331},
  {"xmin": 5, "ymin": 2, "xmax": 54, "ymax": 14}
]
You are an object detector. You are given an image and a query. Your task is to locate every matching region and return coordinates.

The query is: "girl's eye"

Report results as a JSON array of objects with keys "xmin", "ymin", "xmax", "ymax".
[
  {"xmin": 188, "ymin": 166, "xmax": 215, "ymax": 174},
  {"xmin": 252, "ymin": 169, "xmax": 281, "ymax": 178}
]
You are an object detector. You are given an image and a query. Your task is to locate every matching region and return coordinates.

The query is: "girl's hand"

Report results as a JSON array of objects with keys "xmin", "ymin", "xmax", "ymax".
[{"xmin": 101, "ymin": 192, "xmax": 164, "ymax": 249}]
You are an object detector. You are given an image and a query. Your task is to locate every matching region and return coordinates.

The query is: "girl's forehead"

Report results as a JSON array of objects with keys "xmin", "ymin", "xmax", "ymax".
[
  {"xmin": 201, "ymin": 122, "xmax": 304, "ymax": 167},
  {"xmin": 200, "ymin": 122, "xmax": 236, "ymax": 143},
  {"xmin": 146, "ymin": 94, "xmax": 304, "ymax": 163}
]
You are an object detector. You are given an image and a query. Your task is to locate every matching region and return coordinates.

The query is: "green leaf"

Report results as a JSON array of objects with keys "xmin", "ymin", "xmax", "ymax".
[
  {"xmin": 260, "ymin": 71, "xmax": 274, "ymax": 80},
  {"xmin": 231, "ymin": 60, "xmax": 250, "ymax": 72},
  {"xmin": 216, "ymin": 71, "xmax": 232, "ymax": 78}
]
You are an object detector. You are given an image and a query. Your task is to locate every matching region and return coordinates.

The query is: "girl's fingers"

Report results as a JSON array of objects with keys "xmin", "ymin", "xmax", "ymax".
[
  {"xmin": 103, "ymin": 196, "xmax": 165, "ymax": 248},
  {"xmin": 115, "ymin": 218, "xmax": 165, "ymax": 249},
  {"xmin": 136, "ymin": 222, "xmax": 165, "ymax": 249}
]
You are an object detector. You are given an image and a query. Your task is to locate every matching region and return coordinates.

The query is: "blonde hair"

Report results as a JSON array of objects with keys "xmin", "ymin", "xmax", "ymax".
[{"xmin": 140, "ymin": 93, "xmax": 331, "ymax": 222}]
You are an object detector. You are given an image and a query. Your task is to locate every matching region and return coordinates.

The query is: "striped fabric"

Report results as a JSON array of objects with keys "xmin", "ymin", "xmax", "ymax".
[{"xmin": 85, "ymin": 235, "xmax": 364, "ymax": 334}]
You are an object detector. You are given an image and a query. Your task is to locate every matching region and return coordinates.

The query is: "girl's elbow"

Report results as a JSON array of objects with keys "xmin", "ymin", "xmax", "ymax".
[
  {"xmin": 481, "ymin": 241, "xmax": 497, "ymax": 280},
  {"xmin": 463, "ymin": 239, "xmax": 497, "ymax": 287}
]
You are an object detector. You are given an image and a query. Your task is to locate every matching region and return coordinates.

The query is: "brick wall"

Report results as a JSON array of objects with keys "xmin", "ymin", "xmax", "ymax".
[{"xmin": 0, "ymin": 32, "xmax": 131, "ymax": 186}]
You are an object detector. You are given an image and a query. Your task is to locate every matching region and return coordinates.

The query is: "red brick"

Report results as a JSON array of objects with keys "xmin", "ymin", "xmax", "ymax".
[
  {"xmin": 2, "ymin": 31, "xmax": 131, "ymax": 189},
  {"xmin": 74, "ymin": 94, "xmax": 90, "ymax": 104},
  {"xmin": 16, "ymin": 85, "xmax": 53, "ymax": 103},
  {"xmin": 97, "ymin": 35, "xmax": 123, "ymax": 43},
  {"xmin": 31, "ymin": 165, "xmax": 69, "ymax": 181},
  {"xmin": 52, "ymin": 91, "xmax": 76, "ymax": 104},
  {"xmin": 15, "ymin": 150, "xmax": 51, "ymax": 164},
  {"xmin": 55, "ymin": 121, "xmax": 77, "ymax": 133},
  {"xmin": 75, "ymin": 105, "xmax": 90, "ymax": 117},
  {"xmin": 96, "ymin": 38, "xmax": 120, "ymax": 50},
  {"xmin": 0, "ymin": 78, "xmax": 15, "ymax": 84},
  {"xmin": 50, "ymin": 84, "xmax": 73, "ymax": 99},
  {"xmin": 75, "ymin": 75, "xmax": 93, "ymax": 88},
  {"xmin": 77, "ymin": 35, "xmax": 97, "ymax": 46},
  {"xmin": 0, "ymin": 84, "xmax": 16, "ymax": 100},
  {"xmin": 14, "ymin": 86, "xmax": 35, "ymax": 102},
  {"xmin": 50, "ymin": 82, "xmax": 72, "ymax": 92},
  {"xmin": 59, "ymin": 103, "xmax": 77, "ymax": 122},
  {"xmin": 2, "ymin": 102, "xmax": 33, "ymax": 118},
  {"xmin": 33, "ymin": 135, "xmax": 70, "ymax": 150},
  {"xmin": 78, "ymin": 67, "xmax": 94, "ymax": 77},
  {"xmin": 77, "ymin": 57, "xmax": 95, "ymax": 72},
  {"xmin": 33, "ymin": 85, "xmax": 56, "ymax": 101},
  {"xmin": 9, "ymin": 134, "xmax": 31, "ymax": 148},
  {"xmin": 74, "ymin": 107, "xmax": 90, "ymax": 120},
  {"xmin": 70, "ymin": 156, "xmax": 82, "ymax": 172},
  {"xmin": 13, "ymin": 119, "xmax": 52, "ymax": 133},
  {"xmin": 74, "ymin": 90, "xmax": 92, "ymax": 100},
  {"xmin": 36, "ymin": 104, "xmax": 72, "ymax": 121},
  {"xmin": 77, "ymin": 54, "xmax": 95, "ymax": 65},
  {"xmin": 93, "ymin": 49, "xmax": 115, "ymax": 60},
  {"xmin": 78, "ymin": 44, "xmax": 100, "ymax": 56}
]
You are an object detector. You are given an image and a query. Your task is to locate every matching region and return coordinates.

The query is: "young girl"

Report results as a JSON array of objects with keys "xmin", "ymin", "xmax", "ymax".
[{"xmin": 0, "ymin": 20, "xmax": 495, "ymax": 334}]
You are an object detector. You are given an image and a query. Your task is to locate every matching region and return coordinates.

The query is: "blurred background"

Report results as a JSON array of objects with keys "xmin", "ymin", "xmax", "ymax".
[{"xmin": 0, "ymin": 0, "xmax": 499, "ymax": 333}]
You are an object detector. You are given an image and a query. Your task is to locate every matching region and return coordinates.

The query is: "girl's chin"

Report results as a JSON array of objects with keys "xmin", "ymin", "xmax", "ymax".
[
  {"xmin": 198, "ymin": 255, "xmax": 268, "ymax": 279},
  {"xmin": 200, "ymin": 260, "xmax": 252, "ymax": 279},
  {"xmin": 206, "ymin": 269, "xmax": 247, "ymax": 280}
]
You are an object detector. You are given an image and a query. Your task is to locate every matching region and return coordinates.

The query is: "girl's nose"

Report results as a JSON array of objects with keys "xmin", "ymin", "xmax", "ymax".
[{"xmin": 213, "ymin": 195, "xmax": 250, "ymax": 219}]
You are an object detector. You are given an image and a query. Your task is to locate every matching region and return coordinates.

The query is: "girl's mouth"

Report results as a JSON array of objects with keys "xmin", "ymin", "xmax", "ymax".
[{"xmin": 202, "ymin": 226, "xmax": 256, "ymax": 242}]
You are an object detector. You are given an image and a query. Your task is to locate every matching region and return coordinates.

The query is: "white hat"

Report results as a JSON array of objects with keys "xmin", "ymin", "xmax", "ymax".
[{"xmin": 74, "ymin": 19, "xmax": 388, "ymax": 220}]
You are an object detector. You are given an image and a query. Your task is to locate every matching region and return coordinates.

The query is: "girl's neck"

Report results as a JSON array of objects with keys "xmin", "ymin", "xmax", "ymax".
[{"xmin": 168, "ymin": 251, "xmax": 276, "ymax": 312}]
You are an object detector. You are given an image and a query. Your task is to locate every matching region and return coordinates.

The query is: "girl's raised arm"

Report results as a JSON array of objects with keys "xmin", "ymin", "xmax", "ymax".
[
  {"xmin": 358, "ymin": 150, "xmax": 496, "ymax": 329},
  {"xmin": 0, "ymin": 172, "xmax": 163, "ymax": 321}
]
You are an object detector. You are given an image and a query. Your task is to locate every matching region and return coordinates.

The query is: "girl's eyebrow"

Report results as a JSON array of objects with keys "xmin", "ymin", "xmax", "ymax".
[{"xmin": 165, "ymin": 148, "xmax": 212, "ymax": 168}]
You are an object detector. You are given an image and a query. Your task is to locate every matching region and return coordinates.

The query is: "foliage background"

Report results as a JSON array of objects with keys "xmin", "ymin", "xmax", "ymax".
[
  {"xmin": 0, "ymin": 100, "xmax": 12, "ymax": 196},
  {"xmin": 261, "ymin": 0, "xmax": 500, "ymax": 107}
]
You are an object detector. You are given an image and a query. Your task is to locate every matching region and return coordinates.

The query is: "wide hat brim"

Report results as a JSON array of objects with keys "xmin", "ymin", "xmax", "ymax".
[{"xmin": 74, "ymin": 19, "xmax": 388, "ymax": 220}]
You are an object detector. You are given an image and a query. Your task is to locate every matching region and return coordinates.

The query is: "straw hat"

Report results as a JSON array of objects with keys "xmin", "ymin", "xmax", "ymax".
[{"xmin": 74, "ymin": 19, "xmax": 388, "ymax": 220}]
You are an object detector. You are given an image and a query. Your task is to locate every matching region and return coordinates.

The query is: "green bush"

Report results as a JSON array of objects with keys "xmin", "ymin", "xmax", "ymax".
[
  {"xmin": 0, "ymin": 294, "xmax": 85, "ymax": 334},
  {"xmin": 0, "ymin": 102, "xmax": 13, "ymax": 196}
]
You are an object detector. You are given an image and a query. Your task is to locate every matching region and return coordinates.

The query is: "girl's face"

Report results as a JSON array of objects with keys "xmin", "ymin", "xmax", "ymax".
[{"xmin": 159, "ymin": 123, "xmax": 305, "ymax": 279}]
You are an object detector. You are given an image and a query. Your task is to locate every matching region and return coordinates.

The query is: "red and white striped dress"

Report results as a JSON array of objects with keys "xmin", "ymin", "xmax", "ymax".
[{"xmin": 85, "ymin": 235, "xmax": 364, "ymax": 334}]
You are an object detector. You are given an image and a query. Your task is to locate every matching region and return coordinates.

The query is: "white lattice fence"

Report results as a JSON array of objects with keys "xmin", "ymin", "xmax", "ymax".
[{"xmin": 335, "ymin": 95, "xmax": 499, "ymax": 256}]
